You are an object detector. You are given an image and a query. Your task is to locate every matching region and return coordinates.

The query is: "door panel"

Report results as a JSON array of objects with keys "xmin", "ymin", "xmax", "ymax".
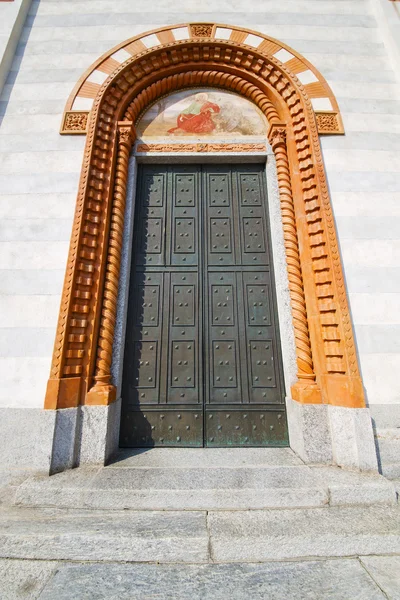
[
  {"xmin": 170, "ymin": 169, "xmax": 198, "ymax": 266},
  {"xmin": 120, "ymin": 164, "xmax": 288, "ymax": 448},
  {"xmin": 167, "ymin": 270, "xmax": 200, "ymax": 405},
  {"xmin": 120, "ymin": 165, "xmax": 203, "ymax": 447},
  {"xmin": 207, "ymin": 270, "xmax": 243, "ymax": 405},
  {"xmin": 206, "ymin": 169, "xmax": 235, "ymax": 267}
]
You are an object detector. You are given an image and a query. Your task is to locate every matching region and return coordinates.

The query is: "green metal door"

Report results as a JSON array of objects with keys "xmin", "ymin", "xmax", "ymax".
[{"xmin": 120, "ymin": 164, "xmax": 288, "ymax": 447}]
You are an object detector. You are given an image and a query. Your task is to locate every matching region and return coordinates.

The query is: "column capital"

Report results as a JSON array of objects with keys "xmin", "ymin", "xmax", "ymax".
[
  {"xmin": 268, "ymin": 122, "xmax": 287, "ymax": 148},
  {"xmin": 117, "ymin": 121, "xmax": 136, "ymax": 146}
]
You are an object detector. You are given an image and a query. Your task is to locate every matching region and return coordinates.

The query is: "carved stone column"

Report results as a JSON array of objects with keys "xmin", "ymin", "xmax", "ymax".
[
  {"xmin": 86, "ymin": 122, "xmax": 135, "ymax": 405},
  {"xmin": 269, "ymin": 123, "xmax": 321, "ymax": 404}
]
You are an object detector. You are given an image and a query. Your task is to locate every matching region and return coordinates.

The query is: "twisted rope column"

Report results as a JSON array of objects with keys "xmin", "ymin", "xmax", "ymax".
[
  {"xmin": 86, "ymin": 122, "xmax": 134, "ymax": 405},
  {"xmin": 269, "ymin": 124, "xmax": 321, "ymax": 403}
]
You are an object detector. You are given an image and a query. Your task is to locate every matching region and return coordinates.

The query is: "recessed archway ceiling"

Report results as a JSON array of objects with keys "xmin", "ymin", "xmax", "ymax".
[{"xmin": 60, "ymin": 23, "xmax": 343, "ymax": 136}]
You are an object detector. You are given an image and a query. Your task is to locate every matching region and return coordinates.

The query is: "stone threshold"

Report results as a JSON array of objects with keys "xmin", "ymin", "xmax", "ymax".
[{"xmin": 4, "ymin": 447, "xmax": 397, "ymax": 511}]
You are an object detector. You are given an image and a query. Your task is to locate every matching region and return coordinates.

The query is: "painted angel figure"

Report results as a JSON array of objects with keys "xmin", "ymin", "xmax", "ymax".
[{"xmin": 168, "ymin": 93, "xmax": 220, "ymax": 134}]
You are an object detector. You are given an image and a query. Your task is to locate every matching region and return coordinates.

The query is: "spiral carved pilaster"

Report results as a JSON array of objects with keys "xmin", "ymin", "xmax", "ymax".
[
  {"xmin": 86, "ymin": 123, "xmax": 134, "ymax": 403},
  {"xmin": 269, "ymin": 126, "xmax": 315, "ymax": 383}
]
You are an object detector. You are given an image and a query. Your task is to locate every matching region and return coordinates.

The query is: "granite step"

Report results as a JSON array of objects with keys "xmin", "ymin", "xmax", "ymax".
[
  {"xmin": 12, "ymin": 449, "xmax": 397, "ymax": 511},
  {"xmin": 0, "ymin": 507, "xmax": 208, "ymax": 564},
  {"xmin": 375, "ymin": 434, "xmax": 400, "ymax": 479},
  {"xmin": 207, "ymin": 505, "xmax": 400, "ymax": 562},
  {"xmin": 111, "ymin": 447, "xmax": 304, "ymax": 468},
  {"xmin": 22, "ymin": 558, "xmax": 399, "ymax": 600},
  {"xmin": 0, "ymin": 505, "xmax": 399, "ymax": 564}
]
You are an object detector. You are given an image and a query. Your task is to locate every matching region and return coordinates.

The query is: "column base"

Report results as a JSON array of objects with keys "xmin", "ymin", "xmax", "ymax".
[
  {"xmin": 50, "ymin": 407, "xmax": 80, "ymax": 474},
  {"xmin": 286, "ymin": 397, "xmax": 333, "ymax": 464},
  {"xmin": 85, "ymin": 385, "xmax": 117, "ymax": 406},
  {"xmin": 286, "ymin": 396, "xmax": 379, "ymax": 472},
  {"xmin": 291, "ymin": 381, "xmax": 322, "ymax": 404},
  {"xmin": 328, "ymin": 405, "xmax": 378, "ymax": 472},
  {"xmin": 77, "ymin": 398, "xmax": 122, "ymax": 466},
  {"xmin": 49, "ymin": 398, "xmax": 122, "ymax": 473}
]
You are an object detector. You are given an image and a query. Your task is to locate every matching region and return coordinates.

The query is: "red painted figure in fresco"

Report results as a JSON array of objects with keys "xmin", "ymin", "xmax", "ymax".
[{"xmin": 168, "ymin": 93, "xmax": 220, "ymax": 134}]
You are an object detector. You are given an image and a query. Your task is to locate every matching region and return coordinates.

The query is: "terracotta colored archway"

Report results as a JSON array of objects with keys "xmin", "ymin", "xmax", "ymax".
[{"xmin": 45, "ymin": 24, "xmax": 365, "ymax": 414}]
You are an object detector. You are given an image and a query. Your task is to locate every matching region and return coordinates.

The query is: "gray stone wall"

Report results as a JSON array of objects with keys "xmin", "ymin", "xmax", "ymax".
[
  {"xmin": 0, "ymin": 0, "xmax": 32, "ymax": 95},
  {"xmin": 0, "ymin": 0, "xmax": 399, "ymax": 470}
]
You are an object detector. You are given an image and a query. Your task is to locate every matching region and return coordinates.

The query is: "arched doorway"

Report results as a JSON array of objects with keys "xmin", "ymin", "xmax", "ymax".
[
  {"xmin": 45, "ymin": 24, "xmax": 376, "ymax": 472},
  {"xmin": 120, "ymin": 89, "xmax": 287, "ymax": 447}
]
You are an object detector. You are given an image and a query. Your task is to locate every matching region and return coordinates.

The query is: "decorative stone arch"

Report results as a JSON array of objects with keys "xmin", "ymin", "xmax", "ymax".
[
  {"xmin": 45, "ymin": 23, "xmax": 378, "ymax": 472},
  {"xmin": 60, "ymin": 23, "xmax": 343, "ymax": 136}
]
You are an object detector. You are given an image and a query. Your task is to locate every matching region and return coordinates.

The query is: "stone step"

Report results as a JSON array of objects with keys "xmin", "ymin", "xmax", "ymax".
[
  {"xmin": 0, "ymin": 507, "xmax": 208, "ymax": 564},
  {"xmin": 25, "ymin": 558, "xmax": 399, "ymax": 600},
  {"xmin": 0, "ymin": 505, "xmax": 399, "ymax": 564},
  {"xmin": 112, "ymin": 447, "xmax": 304, "ymax": 468},
  {"xmin": 375, "ymin": 435, "xmax": 400, "ymax": 479},
  {"xmin": 382, "ymin": 464, "xmax": 400, "ymax": 479},
  {"xmin": 13, "ymin": 463, "xmax": 397, "ymax": 511},
  {"xmin": 207, "ymin": 505, "xmax": 400, "ymax": 562}
]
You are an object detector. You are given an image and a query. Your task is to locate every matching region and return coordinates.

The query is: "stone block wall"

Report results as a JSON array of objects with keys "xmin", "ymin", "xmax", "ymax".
[{"xmin": 0, "ymin": 0, "xmax": 399, "ymax": 472}]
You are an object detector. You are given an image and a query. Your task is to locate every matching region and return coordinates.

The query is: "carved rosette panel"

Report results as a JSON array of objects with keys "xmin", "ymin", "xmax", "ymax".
[
  {"xmin": 46, "ymin": 39, "xmax": 364, "ymax": 411},
  {"xmin": 315, "ymin": 111, "xmax": 344, "ymax": 135},
  {"xmin": 61, "ymin": 111, "xmax": 89, "ymax": 134},
  {"xmin": 190, "ymin": 24, "xmax": 214, "ymax": 38}
]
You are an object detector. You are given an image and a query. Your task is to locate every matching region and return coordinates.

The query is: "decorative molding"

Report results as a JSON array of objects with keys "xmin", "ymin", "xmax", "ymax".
[
  {"xmin": 136, "ymin": 142, "xmax": 267, "ymax": 153},
  {"xmin": 268, "ymin": 123, "xmax": 321, "ymax": 404},
  {"xmin": 315, "ymin": 111, "xmax": 344, "ymax": 135},
  {"xmin": 60, "ymin": 23, "xmax": 343, "ymax": 136},
  {"xmin": 46, "ymin": 35, "xmax": 364, "ymax": 412},
  {"xmin": 86, "ymin": 122, "xmax": 135, "ymax": 405},
  {"xmin": 60, "ymin": 111, "xmax": 89, "ymax": 135}
]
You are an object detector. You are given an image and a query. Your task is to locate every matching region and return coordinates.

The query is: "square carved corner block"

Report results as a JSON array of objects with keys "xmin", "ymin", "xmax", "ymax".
[
  {"xmin": 190, "ymin": 24, "xmax": 214, "ymax": 38},
  {"xmin": 315, "ymin": 111, "xmax": 344, "ymax": 135},
  {"xmin": 60, "ymin": 111, "xmax": 89, "ymax": 135}
]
